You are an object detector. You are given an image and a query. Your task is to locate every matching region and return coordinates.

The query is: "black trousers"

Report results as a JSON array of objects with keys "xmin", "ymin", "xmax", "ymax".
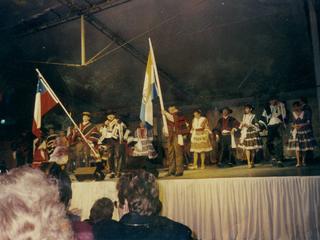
[
  {"xmin": 104, "ymin": 139, "xmax": 120, "ymax": 174},
  {"xmin": 218, "ymin": 135, "xmax": 235, "ymax": 165},
  {"xmin": 266, "ymin": 124, "xmax": 284, "ymax": 162}
]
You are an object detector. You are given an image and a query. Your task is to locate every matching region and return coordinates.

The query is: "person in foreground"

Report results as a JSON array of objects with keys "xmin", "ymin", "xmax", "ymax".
[
  {"xmin": 93, "ymin": 170, "xmax": 193, "ymax": 240},
  {"xmin": 0, "ymin": 165, "xmax": 75, "ymax": 240},
  {"xmin": 73, "ymin": 197, "xmax": 115, "ymax": 240}
]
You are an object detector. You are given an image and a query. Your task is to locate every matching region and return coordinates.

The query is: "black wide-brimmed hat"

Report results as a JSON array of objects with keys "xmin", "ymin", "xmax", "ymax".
[{"xmin": 219, "ymin": 106, "xmax": 233, "ymax": 114}]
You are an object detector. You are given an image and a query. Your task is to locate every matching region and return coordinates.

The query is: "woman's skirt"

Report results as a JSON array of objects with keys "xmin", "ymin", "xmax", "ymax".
[
  {"xmin": 288, "ymin": 128, "xmax": 317, "ymax": 151},
  {"xmin": 190, "ymin": 130, "xmax": 212, "ymax": 153},
  {"xmin": 50, "ymin": 146, "xmax": 68, "ymax": 165},
  {"xmin": 239, "ymin": 128, "xmax": 264, "ymax": 151},
  {"xmin": 132, "ymin": 139, "xmax": 158, "ymax": 159}
]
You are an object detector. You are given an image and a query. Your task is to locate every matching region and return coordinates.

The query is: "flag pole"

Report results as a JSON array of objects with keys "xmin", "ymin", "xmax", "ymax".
[
  {"xmin": 148, "ymin": 38, "xmax": 169, "ymax": 134},
  {"xmin": 35, "ymin": 69, "xmax": 99, "ymax": 158}
]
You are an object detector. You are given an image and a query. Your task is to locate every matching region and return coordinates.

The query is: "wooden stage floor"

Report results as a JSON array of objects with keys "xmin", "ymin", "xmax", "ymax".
[{"xmin": 69, "ymin": 159, "xmax": 320, "ymax": 182}]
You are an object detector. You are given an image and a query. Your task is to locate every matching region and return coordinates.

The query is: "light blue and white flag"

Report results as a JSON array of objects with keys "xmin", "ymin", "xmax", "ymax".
[{"xmin": 140, "ymin": 51, "xmax": 159, "ymax": 131}]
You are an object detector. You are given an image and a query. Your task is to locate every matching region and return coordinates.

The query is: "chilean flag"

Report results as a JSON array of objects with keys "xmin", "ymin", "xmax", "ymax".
[{"xmin": 32, "ymin": 77, "xmax": 58, "ymax": 138}]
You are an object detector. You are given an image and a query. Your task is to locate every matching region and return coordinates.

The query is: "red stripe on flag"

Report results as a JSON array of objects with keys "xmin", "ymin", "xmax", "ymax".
[{"xmin": 41, "ymin": 91, "xmax": 57, "ymax": 116}]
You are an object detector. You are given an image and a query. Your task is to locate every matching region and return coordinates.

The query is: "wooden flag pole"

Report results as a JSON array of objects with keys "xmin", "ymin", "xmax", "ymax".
[
  {"xmin": 35, "ymin": 69, "xmax": 99, "ymax": 157},
  {"xmin": 148, "ymin": 38, "xmax": 169, "ymax": 134}
]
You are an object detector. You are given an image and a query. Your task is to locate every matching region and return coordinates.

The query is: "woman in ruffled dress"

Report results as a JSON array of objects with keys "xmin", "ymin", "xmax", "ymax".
[
  {"xmin": 132, "ymin": 122, "xmax": 158, "ymax": 177},
  {"xmin": 287, "ymin": 101, "xmax": 317, "ymax": 167},
  {"xmin": 189, "ymin": 110, "xmax": 212, "ymax": 170},
  {"xmin": 50, "ymin": 130, "xmax": 69, "ymax": 169},
  {"xmin": 238, "ymin": 105, "xmax": 263, "ymax": 168}
]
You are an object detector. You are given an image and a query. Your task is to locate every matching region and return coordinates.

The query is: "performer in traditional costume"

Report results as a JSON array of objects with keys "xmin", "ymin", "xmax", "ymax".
[
  {"xmin": 32, "ymin": 131, "xmax": 48, "ymax": 168},
  {"xmin": 71, "ymin": 112, "xmax": 99, "ymax": 168},
  {"xmin": 213, "ymin": 106, "xmax": 240, "ymax": 168},
  {"xmin": 50, "ymin": 130, "xmax": 69, "ymax": 169},
  {"xmin": 188, "ymin": 109, "xmax": 212, "ymax": 170},
  {"xmin": 161, "ymin": 105, "xmax": 189, "ymax": 177},
  {"xmin": 238, "ymin": 105, "xmax": 263, "ymax": 168},
  {"xmin": 99, "ymin": 114, "xmax": 120, "ymax": 178},
  {"xmin": 66, "ymin": 126, "xmax": 77, "ymax": 174},
  {"xmin": 117, "ymin": 120, "xmax": 133, "ymax": 177},
  {"xmin": 132, "ymin": 121, "xmax": 158, "ymax": 177},
  {"xmin": 11, "ymin": 130, "xmax": 32, "ymax": 167},
  {"xmin": 46, "ymin": 128, "xmax": 58, "ymax": 160},
  {"xmin": 259, "ymin": 95, "xmax": 286, "ymax": 167},
  {"xmin": 299, "ymin": 96, "xmax": 314, "ymax": 163},
  {"xmin": 287, "ymin": 101, "xmax": 317, "ymax": 166}
]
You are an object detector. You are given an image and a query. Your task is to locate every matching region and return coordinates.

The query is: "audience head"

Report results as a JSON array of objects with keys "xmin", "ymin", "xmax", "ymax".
[
  {"xmin": 38, "ymin": 162, "xmax": 72, "ymax": 208},
  {"xmin": 89, "ymin": 197, "xmax": 114, "ymax": 224},
  {"xmin": 116, "ymin": 170, "xmax": 160, "ymax": 216},
  {"xmin": 0, "ymin": 165, "xmax": 74, "ymax": 239}
]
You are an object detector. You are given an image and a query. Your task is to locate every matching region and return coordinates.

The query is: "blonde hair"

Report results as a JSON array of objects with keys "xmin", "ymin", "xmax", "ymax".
[{"xmin": 0, "ymin": 165, "xmax": 75, "ymax": 240}]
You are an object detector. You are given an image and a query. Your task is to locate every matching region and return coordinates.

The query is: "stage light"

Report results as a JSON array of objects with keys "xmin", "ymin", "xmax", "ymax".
[{"xmin": 1, "ymin": 119, "xmax": 5, "ymax": 124}]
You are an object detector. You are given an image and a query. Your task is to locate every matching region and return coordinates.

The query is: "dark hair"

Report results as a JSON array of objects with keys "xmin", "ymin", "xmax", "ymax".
[
  {"xmin": 269, "ymin": 94, "xmax": 278, "ymax": 100},
  {"xmin": 244, "ymin": 105, "xmax": 254, "ymax": 111},
  {"xmin": 89, "ymin": 198, "xmax": 114, "ymax": 223},
  {"xmin": 38, "ymin": 162, "xmax": 72, "ymax": 208},
  {"xmin": 300, "ymin": 97, "xmax": 308, "ymax": 104},
  {"xmin": 293, "ymin": 101, "xmax": 301, "ymax": 107},
  {"xmin": 116, "ymin": 170, "xmax": 160, "ymax": 216},
  {"xmin": 194, "ymin": 109, "xmax": 202, "ymax": 115}
]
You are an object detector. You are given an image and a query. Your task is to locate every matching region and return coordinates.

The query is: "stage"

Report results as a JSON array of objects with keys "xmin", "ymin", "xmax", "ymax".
[{"xmin": 70, "ymin": 161, "xmax": 320, "ymax": 239}]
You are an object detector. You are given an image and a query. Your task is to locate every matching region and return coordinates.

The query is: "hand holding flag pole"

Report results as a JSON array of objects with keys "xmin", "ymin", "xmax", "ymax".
[
  {"xmin": 35, "ymin": 69, "xmax": 99, "ymax": 158},
  {"xmin": 148, "ymin": 38, "xmax": 169, "ymax": 135}
]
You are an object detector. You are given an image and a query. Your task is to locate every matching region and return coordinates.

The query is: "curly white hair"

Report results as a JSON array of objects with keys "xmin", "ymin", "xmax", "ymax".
[{"xmin": 0, "ymin": 165, "xmax": 75, "ymax": 240}]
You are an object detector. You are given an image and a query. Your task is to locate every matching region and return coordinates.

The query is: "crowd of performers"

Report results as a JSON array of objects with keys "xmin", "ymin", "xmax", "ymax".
[{"xmin": 8, "ymin": 95, "xmax": 317, "ymax": 178}]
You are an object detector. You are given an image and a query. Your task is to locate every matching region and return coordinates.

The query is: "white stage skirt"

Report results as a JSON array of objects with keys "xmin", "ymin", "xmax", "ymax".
[{"xmin": 71, "ymin": 176, "xmax": 320, "ymax": 239}]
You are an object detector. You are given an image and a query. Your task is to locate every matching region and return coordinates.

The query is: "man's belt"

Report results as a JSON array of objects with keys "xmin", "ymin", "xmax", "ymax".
[
  {"xmin": 221, "ymin": 132, "xmax": 231, "ymax": 136},
  {"xmin": 268, "ymin": 123, "xmax": 282, "ymax": 128}
]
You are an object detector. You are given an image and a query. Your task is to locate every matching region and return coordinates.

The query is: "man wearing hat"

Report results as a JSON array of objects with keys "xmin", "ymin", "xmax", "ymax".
[
  {"xmin": 99, "ymin": 114, "xmax": 121, "ymax": 178},
  {"xmin": 161, "ymin": 105, "xmax": 189, "ymax": 177},
  {"xmin": 213, "ymin": 106, "xmax": 240, "ymax": 167},
  {"xmin": 259, "ymin": 95, "xmax": 286, "ymax": 167},
  {"xmin": 71, "ymin": 112, "xmax": 99, "ymax": 168}
]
